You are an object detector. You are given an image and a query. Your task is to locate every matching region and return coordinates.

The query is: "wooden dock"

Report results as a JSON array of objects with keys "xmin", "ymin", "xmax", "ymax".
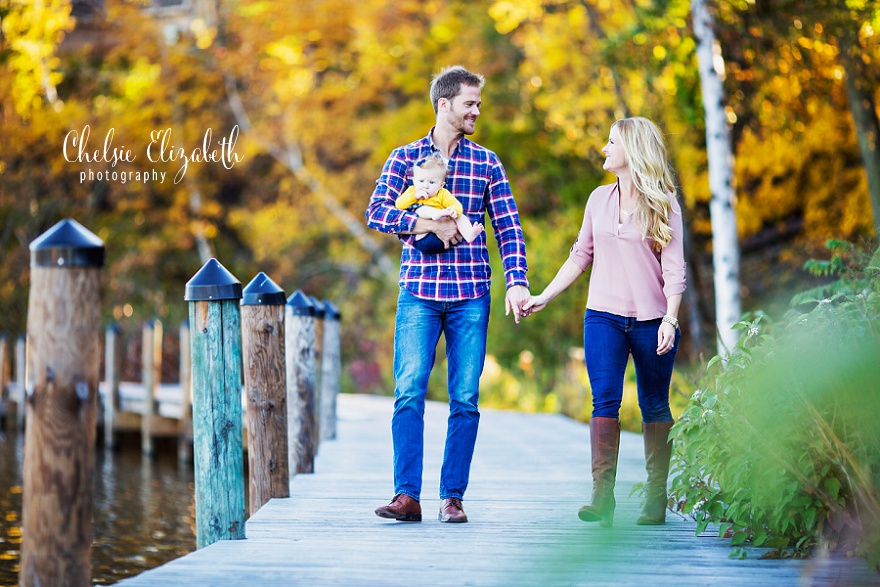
[{"xmin": 117, "ymin": 393, "xmax": 879, "ymax": 587}]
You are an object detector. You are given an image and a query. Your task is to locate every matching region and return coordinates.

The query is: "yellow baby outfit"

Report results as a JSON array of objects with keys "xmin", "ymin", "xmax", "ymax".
[{"xmin": 395, "ymin": 187, "xmax": 464, "ymax": 217}]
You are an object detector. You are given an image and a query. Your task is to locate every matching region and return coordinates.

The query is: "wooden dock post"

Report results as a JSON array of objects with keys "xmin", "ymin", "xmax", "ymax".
[
  {"xmin": 0, "ymin": 333, "xmax": 8, "ymax": 427},
  {"xmin": 309, "ymin": 296, "xmax": 325, "ymax": 448},
  {"xmin": 320, "ymin": 301, "xmax": 341, "ymax": 441},
  {"xmin": 242, "ymin": 272, "xmax": 290, "ymax": 515},
  {"xmin": 0, "ymin": 333, "xmax": 7, "ymax": 387},
  {"xmin": 15, "ymin": 334, "xmax": 26, "ymax": 429},
  {"xmin": 141, "ymin": 319, "xmax": 163, "ymax": 456},
  {"xmin": 20, "ymin": 218, "xmax": 104, "ymax": 587},
  {"xmin": 185, "ymin": 258, "xmax": 246, "ymax": 549},
  {"xmin": 103, "ymin": 323, "xmax": 122, "ymax": 450},
  {"xmin": 178, "ymin": 319, "xmax": 192, "ymax": 463},
  {"xmin": 285, "ymin": 290, "xmax": 317, "ymax": 475}
]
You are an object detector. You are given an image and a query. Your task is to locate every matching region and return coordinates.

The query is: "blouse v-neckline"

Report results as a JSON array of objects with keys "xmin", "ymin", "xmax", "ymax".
[{"xmin": 614, "ymin": 183, "xmax": 632, "ymax": 234}]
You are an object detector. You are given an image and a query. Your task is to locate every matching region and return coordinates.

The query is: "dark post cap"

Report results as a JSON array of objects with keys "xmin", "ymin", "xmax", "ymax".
[
  {"xmin": 322, "ymin": 300, "xmax": 341, "ymax": 321},
  {"xmin": 309, "ymin": 296, "xmax": 326, "ymax": 319},
  {"xmin": 286, "ymin": 290, "xmax": 315, "ymax": 316},
  {"xmin": 184, "ymin": 258, "xmax": 242, "ymax": 301},
  {"xmin": 242, "ymin": 272, "xmax": 286, "ymax": 306},
  {"xmin": 106, "ymin": 322, "xmax": 122, "ymax": 334},
  {"xmin": 29, "ymin": 218, "xmax": 105, "ymax": 268}
]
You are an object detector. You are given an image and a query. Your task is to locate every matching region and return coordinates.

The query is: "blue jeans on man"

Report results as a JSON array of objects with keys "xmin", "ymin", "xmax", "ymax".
[{"xmin": 391, "ymin": 288, "xmax": 490, "ymax": 502}]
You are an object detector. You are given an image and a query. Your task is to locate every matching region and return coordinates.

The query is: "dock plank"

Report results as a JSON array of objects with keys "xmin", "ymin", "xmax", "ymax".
[{"xmin": 116, "ymin": 394, "xmax": 880, "ymax": 587}]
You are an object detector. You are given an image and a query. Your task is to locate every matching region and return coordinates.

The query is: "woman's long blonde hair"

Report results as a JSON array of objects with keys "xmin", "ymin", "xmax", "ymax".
[{"xmin": 614, "ymin": 117, "xmax": 677, "ymax": 250}]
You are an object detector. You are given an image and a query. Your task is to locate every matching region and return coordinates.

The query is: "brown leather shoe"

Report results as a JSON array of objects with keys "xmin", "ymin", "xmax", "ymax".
[
  {"xmin": 439, "ymin": 497, "xmax": 468, "ymax": 523},
  {"xmin": 374, "ymin": 494, "xmax": 422, "ymax": 522}
]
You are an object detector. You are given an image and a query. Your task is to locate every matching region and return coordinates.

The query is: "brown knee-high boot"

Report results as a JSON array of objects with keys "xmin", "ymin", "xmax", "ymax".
[
  {"xmin": 636, "ymin": 421, "xmax": 674, "ymax": 525},
  {"xmin": 578, "ymin": 417, "xmax": 620, "ymax": 528}
]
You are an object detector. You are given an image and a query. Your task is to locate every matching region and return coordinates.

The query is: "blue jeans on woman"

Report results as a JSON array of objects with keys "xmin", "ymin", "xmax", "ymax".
[
  {"xmin": 392, "ymin": 288, "xmax": 491, "ymax": 502},
  {"xmin": 583, "ymin": 309, "xmax": 679, "ymax": 423}
]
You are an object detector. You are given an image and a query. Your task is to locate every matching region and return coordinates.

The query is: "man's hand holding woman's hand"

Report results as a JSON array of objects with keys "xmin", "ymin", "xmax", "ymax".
[
  {"xmin": 506, "ymin": 289, "xmax": 551, "ymax": 324},
  {"xmin": 522, "ymin": 294, "xmax": 548, "ymax": 316},
  {"xmin": 505, "ymin": 285, "xmax": 531, "ymax": 324}
]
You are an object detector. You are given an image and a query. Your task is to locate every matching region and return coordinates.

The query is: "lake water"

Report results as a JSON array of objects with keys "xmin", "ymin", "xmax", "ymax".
[{"xmin": 0, "ymin": 429, "xmax": 197, "ymax": 586}]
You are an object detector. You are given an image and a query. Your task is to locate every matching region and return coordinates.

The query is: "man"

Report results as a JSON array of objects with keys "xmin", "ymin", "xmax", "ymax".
[{"xmin": 365, "ymin": 65, "xmax": 530, "ymax": 524}]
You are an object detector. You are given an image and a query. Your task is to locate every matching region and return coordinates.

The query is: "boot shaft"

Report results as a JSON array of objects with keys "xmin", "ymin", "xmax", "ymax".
[
  {"xmin": 590, "ymin": 417, "xmax": 621, "ymax": 493},
  {"xmin": 583, "ymin": 417, "xmax": 621, "ymax": 525},
  {"xmin": 642, "ymin": 421, "xmax": 673, "ymax": 491},
  {"xmin": 637, "ymin": 421, "xmax": 674, "ymax": 525}
]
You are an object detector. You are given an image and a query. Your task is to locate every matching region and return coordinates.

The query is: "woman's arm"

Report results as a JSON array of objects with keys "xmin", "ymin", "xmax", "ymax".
[
  {"xmin": 522, "ymin": 258, "xmax": 584, "ymax": 314},
  {"xmin": 657, "ymin": 293, "xmax": 682, "ymax": 355},
  {"xmin": 523, "ymin": 195, "xmax": 596, "ymax": 315}
]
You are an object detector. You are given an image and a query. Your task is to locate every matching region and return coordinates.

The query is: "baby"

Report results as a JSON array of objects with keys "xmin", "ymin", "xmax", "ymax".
[{"xmin": 395, "ymin": 154, "xmax": 484, "ymax": 254}]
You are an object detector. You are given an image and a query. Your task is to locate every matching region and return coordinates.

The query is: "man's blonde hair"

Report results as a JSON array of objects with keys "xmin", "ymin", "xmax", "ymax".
[{"xmin": 613, "ymin": 117, "xmax": 677, "ymax": 250}]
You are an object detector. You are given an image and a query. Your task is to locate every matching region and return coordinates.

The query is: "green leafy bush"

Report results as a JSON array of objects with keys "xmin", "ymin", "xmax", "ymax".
[{"xmin": 670, "ymin": 241, "xmax": 880, "ymax": 571}]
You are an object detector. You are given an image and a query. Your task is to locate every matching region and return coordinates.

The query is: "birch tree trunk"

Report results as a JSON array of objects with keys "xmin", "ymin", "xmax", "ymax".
[{"xmin": 691, "ymin": 0, "xmax": 742, "ymax": 356}]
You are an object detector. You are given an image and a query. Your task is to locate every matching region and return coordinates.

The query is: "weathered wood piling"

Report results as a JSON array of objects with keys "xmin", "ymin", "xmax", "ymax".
[
  {"xmin": 141, "ymin": 319, "xmax": 162, "ymax": 456},
  {"xmin": 320, "ymin": 301, "xmax": 341, "ymax": 441},
  {"xmin": 103, "ymin": 323, "xmax": 122, "ymax": 450},
  {"xmin": 19, "ymin": 218, "xmax": 104, "ymax": 587},
  {"xmin": 14, "ymin": 334, "xmax": 25, "ymax": 429},
  {"xmin": 285, "ymin": 290, "xmax": 317, "ymax": 475},
  {"xmin": 310, "ymin": 296, "xmax": 325, "ymax": 447},
  {"xmin": 241, "ymin": 272, "xmax": 290, "ymax": 516},
  {"xmin": 0, "ymin": 334, "xmax": 8, "ymax": 420},
  {"xmin": 178, "ymin": 319, "xmax": 192, "ymax": 463}
]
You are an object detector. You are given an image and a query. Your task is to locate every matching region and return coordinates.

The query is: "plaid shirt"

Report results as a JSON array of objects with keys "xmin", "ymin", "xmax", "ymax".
[{"xmin": 366, "ymin": 129, "xmax": 529, "ymax": 301}]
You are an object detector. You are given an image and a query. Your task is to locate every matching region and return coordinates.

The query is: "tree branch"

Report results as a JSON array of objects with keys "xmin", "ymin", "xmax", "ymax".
[{"xmin": 223, "ymin": 74, "xmax": 398, "ymax": 282}]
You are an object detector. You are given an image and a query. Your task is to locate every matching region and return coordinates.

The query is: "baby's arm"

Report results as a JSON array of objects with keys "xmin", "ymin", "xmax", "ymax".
[
  {"xmin": 395, "ymin": 186, "xmax": 418, "ymax": 210},
  {"xmin": 413, "ymin": 206, "xmax": 456, "ymax": 220}
]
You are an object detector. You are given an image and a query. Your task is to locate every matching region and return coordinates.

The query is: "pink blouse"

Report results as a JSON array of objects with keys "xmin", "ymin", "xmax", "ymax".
[{"xmin": 569, "ymin": 182, "xmax": 687, "ymax": 320}]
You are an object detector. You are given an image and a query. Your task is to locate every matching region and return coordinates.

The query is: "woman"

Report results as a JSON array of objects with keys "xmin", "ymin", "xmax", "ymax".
[{"xmin": 523, "ymin": 117, "xmax": 686, "ymax": 527}]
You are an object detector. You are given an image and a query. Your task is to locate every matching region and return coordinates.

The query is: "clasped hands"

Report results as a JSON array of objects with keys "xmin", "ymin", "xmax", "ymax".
[
  {"xmin": 506, "ymin": 286, "xmax": 544, "ymax": 324},
  {"xmin": 506, "ymin": 291, "xmax": 555, "ymax": 324}
]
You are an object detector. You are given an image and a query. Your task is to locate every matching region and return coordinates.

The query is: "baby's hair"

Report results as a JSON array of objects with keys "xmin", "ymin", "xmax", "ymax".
[{"xmin": 413, "ymin": 154, "xmax": 447, "ymax": 178}]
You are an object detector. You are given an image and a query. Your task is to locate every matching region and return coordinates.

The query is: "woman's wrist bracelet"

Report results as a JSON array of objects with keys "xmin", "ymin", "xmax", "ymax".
[{"xmin": 662, "ymin": 315, "xmax": 679, "ymax": 329}]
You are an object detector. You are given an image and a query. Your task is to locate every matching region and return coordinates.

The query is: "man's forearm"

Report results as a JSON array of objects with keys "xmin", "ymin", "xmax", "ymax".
[
  {"xmin": 399, "ymin": 216, "xmax": 461, "ymax": 248},
  {"xmin": 399, "ymin": 217, "xmax": 451, "ymax": 235}
]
